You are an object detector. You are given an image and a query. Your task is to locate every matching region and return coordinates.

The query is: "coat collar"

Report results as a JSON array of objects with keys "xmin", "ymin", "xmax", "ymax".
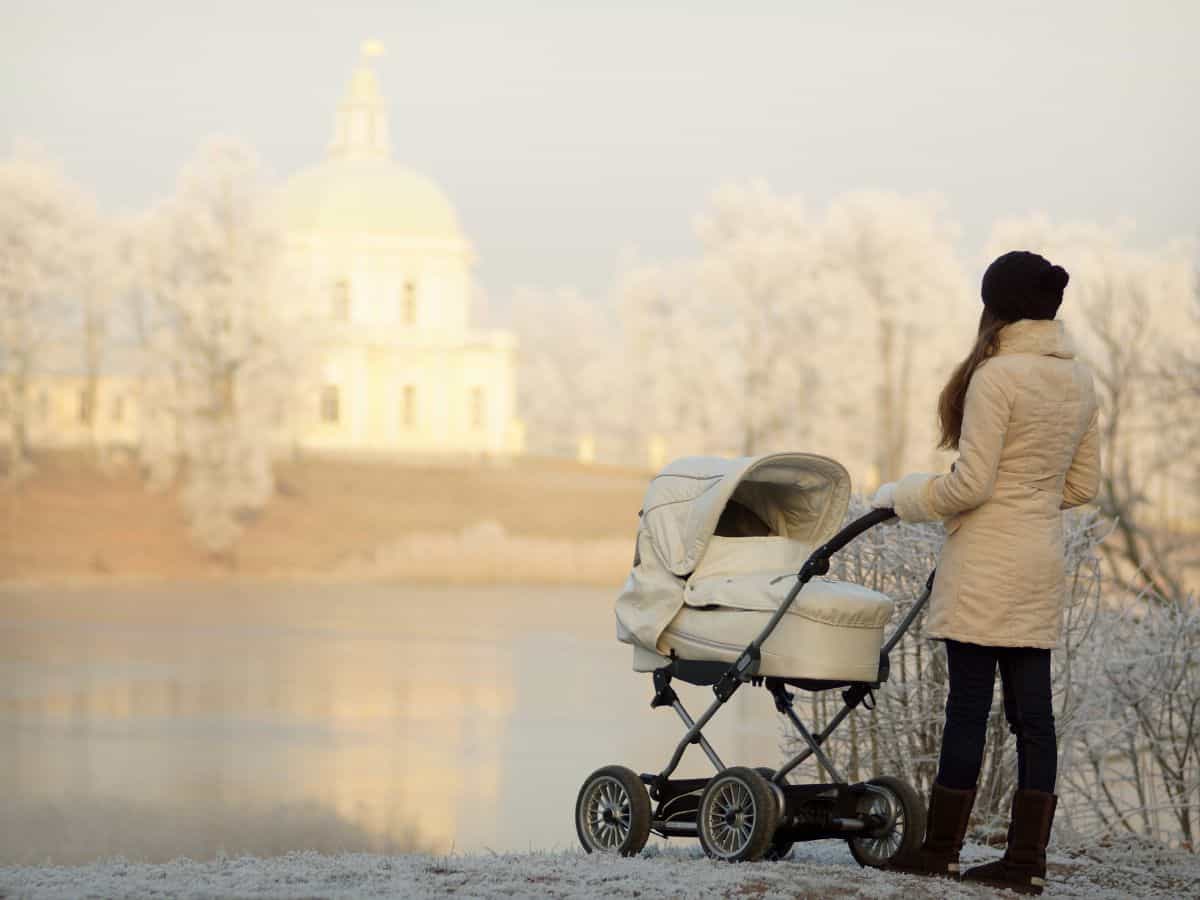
[{"xmin": 996, "ymin": 319, "xmax": 1075, "ymax": 359}]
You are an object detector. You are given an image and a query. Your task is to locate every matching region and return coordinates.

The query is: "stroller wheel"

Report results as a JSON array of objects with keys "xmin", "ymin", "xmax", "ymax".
[
  {"xmin": 575, "ymin": 765, "xmax": 651, "ymax": 856},
  {"xmin": 753, "ymin": 768, "xmax": 793, "ymax": 861},
  {"xmin": 698, "ymin": 767, "xmax": 781, "ymax": 862},
  {"xmin": 847, "ymin": 775, "xmax": 924, "ymax": 868}
]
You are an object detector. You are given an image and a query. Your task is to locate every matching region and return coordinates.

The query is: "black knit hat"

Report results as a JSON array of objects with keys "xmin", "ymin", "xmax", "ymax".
[{"xmin": 981, "ymin": 250, "xmax": 1069, "ymax": 321}]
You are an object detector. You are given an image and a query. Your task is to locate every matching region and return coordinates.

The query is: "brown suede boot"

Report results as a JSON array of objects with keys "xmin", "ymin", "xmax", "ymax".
[
  {"xmin": 890, "ymin": 782, "xmax": 976, "ymax": 878},
  {"xmin": 963, "ymin": 789, "xmax": 1057, "ymax": 896}
]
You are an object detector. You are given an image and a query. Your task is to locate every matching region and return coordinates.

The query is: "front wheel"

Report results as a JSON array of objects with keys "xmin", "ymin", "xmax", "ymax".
[
  {"xmin": 755, "ymin": 768, "xmax": 793, "ymax": 861},
  {"xmin": 698, "ymin": 767, "xmax": 781, "ymax": 862},
  {"xmin": 847, "ymin": 775, "xmax": 925, "ymax": 868},
  {"xmin": 575, "ymin": 765, "xmax": 651, "ymax": 856}
]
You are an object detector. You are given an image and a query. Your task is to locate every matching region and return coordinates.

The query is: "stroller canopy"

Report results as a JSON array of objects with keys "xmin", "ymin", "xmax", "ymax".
[{"xmin": 641, "ymin": 452, "xmax": 852, "ymax": 578}]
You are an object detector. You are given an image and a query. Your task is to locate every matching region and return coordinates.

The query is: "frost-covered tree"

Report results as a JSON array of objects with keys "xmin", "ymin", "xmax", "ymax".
[
  {"xmin": 138, "ymin": 138, "xmax": 310, "ymax": 555},
  {"xmin": 74, "ymin": 212, "xmax": 136, "ymax": 458},
  {"xmin": 511, "ymin": 287, "xmax": 630, "ymax": 459},
  {"xmin": 618, "ymin": 184, "xmax": 967, "ymax": 481},
  {"xmin": 0, "ymin": 147, "xmax": 93, "ymax": 476},
  {"xmin": 620, "ymin": 181, "xmax": 823, "ymax": 458},
  {"xmin": 818, "ymin": 192, "xmax": 969, "ymax": 484}
]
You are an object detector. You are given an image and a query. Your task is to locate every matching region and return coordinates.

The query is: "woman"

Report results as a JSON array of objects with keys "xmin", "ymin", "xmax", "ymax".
[{"xmin": 871, "ymin": 250, "xmax": 1100, "ymax": 896}]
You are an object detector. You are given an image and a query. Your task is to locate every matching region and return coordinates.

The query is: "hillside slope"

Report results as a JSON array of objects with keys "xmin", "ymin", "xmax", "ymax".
[{"xmin": 0, "ymin": 454, "xmax": 647, "ymax": 583}]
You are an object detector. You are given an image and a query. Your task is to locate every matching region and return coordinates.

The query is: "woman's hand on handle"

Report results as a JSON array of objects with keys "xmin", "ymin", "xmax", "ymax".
[{"xmin": 871, "ymin": 483, "xmax": 900, "ymax": 524}]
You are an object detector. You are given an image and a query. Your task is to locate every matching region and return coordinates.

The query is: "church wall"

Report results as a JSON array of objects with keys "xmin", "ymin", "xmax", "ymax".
[
  {"xmin": 297, "ymin": 337, "xmax": 518, "ymax": 456},
  {"xmin": 457, "ymin": 338, "xmax": 518, "ymax": 455},
  {"xmin": 287, "ymin": 235, "xmax": 472, "ymax": 334},
  {"xmin": 284, "ymin": 220, "xmax": 518, "ymax": 457},
  {"xmin": 1, "ymin": 375, "xmax": 141, "ymax": 449}
]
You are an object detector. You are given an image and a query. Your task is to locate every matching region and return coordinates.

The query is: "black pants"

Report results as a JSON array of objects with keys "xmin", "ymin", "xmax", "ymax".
[{"xmin": 936, "ymin": 640, "xmax": 1057, "ymax": 793}]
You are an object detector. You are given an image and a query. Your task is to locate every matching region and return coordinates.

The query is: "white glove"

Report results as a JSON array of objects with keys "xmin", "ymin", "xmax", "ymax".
[
  {"xmin": 871, "ymin": 482, "xmax": 897, "ymax": 510},
  {"xmin": 871, "ymin": 482, "xmax": 900, "ymax": 524}
]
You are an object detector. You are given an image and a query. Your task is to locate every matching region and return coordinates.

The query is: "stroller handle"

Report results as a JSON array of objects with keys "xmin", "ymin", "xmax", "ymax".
[{"xmin": 811, "ymin": 507, "xmax": 897, "ymax": 562}]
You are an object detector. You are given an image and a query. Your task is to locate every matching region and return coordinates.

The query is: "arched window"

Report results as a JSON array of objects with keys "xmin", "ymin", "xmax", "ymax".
[
  {"xmin": 401, "ymin": 385, "xmax": 417, "ymax": 428},
  {"xmin": 332, "ymin": 280, "xmax": 350, "ymax": 321},
  {"xmin": 320, "ymin": 385, "xmax": 340, "ymax": 423},
  {"xmin": 111, "ymin": 395, "xmax": 125, "ymax": 424},
  {"xmin": 469, "ymin": 386, "xmax": 486, "ymax": 430},
  {"xmin": 401, "ymin": 281, "xmax": 417, "ymax": 326}
]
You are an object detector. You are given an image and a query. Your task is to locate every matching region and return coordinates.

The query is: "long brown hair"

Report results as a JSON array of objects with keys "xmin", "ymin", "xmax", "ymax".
[{"xmin": 937, "ymin": 307, "xmax": 1009, "ymax": 450}]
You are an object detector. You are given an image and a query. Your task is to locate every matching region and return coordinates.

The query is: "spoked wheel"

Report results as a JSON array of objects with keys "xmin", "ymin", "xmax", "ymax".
[
  {"xmin": 847, "ymin": 775, "xmax": 925, "ymax": 868},
  {"xmin": 698, "ymin": 766, "xmax": 781, "ymax": 862},
  {"xmin": 575, "ymin": 765, "xmax": 651, "ymax": 856}
]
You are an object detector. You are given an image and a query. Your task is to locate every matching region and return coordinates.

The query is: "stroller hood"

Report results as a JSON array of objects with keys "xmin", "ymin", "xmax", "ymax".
[{"xmin": 641, "ymin": 452, "xmax": 851, "ymax": 578}]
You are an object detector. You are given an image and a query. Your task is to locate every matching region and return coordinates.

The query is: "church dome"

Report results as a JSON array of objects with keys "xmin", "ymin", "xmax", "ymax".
[
  {"xmin": 280, "ymin": 40, "xmax": 465, "ymax": 242},
  {"xmin": 281, "ymin": 158, "xmax": 463, "ymax": 239}
]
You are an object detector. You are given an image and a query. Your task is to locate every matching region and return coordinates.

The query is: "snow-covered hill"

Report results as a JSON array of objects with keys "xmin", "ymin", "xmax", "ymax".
[{"xmin": 2, "ymin": 839, "xmax": 1195, "ymax": 899}]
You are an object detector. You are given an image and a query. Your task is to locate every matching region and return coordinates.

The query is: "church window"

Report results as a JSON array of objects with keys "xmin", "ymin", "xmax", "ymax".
[
  {"xmin": 0, "ymin": 389, "xmax": 7, "ymax": 418},
  {"xmin": 77, "ymin": 388, "xmax": 92, "ymax": 424},
  {"xmin": 401, "ymin": 281, "xmax": 417, "ymax": 325},
  {"xmin": 469, "ymin": 386, "xmax": 486, "ymax": 430},
  {"xmin": 37, "ymin": 390, "xmax": 49, "ymax": 421},
  {"xmin": 332, "ymin": 280, "xmax": 351, "ymax": 321},
  {"xmin": 111, "ymin": 395, "xmax": 125, "ymax": 424},
  {"xmin": 401, "ymin": 385, "xmax": 417, "ymax": 428},
  {"xmin": 320, "ymin": 385, "xmax": 341, "ymax": 423}
]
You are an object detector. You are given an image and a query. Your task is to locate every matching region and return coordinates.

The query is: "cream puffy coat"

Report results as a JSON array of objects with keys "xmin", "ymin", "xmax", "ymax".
[{"xmin": 893, "ymin": 319, "xmax": 1101, "ymax": 648}]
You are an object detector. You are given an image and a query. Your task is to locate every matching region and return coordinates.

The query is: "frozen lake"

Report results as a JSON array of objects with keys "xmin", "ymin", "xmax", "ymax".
[{"xmin": 0, "ymin": 583, "xmax": 786, "ymax": 864}]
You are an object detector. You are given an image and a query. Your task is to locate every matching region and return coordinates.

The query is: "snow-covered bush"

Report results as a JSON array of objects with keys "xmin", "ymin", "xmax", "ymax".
[
  {"xmin": 1064, "ymin": 594, "xmax": 1200, "ymax": 850},
  {"xmin": 781, "ymin": 500, "xmax": 1097, "ymax": 827},
  {"xmin": 782, "ymin": 499, "xmax": 1198, "ymax": 851}
]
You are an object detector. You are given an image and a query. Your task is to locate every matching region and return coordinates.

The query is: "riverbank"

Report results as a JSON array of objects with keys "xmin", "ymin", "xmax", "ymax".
[
  {"xmin": 0, "ymin": 453, "xmax": 644, "ymax": 585},
  {"xmin": 2, "ymin": 838, "xmax": 1195, "ymax": 899}
]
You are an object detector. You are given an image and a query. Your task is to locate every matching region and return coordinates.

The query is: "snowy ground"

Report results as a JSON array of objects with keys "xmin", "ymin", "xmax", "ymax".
[{"xmin": 2, "ymin": 838, "xmax": 1196, "ymax": 899}]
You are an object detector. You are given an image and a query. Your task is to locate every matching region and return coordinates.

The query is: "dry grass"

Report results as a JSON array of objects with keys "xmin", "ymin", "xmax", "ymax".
[{"xmin": 0, "ymin": 451, "xmax": 647, "ymax": 584}]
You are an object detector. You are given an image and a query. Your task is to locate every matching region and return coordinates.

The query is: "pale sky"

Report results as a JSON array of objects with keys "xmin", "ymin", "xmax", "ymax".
[{"xmin": 3, "ymin": 1, "xmax": 1196, "ymax": 304}]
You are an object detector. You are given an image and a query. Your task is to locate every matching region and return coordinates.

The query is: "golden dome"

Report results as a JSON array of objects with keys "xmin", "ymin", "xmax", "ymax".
[{"xmin": 281, "ymin": 40, "xmax": 464, "ymax": 241}]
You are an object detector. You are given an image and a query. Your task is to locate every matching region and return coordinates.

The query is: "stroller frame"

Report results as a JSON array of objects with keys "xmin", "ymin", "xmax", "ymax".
[{"xmin": 577, "ymin": 507, "xmax": 935, "ymax": 863}]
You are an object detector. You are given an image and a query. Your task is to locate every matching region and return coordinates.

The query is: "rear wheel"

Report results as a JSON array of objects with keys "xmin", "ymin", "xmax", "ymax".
[
  {"xmin": 698, "ymin": 767, "xmax": 780, "ymax": 862},
  {"xmin": 575, "ymin": 766, "xmax": 651, "ymax": 856},
  {"xmin": 847, "ymin": 775, "xmax": 924, "ymax": 868}
]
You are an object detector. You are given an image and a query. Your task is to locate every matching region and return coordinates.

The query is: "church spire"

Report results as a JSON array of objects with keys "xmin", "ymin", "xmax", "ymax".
[{"xmin": 328, "ymin": 40, "xmax": 391, "ymax": 161}]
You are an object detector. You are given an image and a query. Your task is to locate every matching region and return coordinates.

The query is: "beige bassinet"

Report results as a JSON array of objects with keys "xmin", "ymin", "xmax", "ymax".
[{"xmin": 616, "ymin": 453, "xmax": 893, "ymax": 683}]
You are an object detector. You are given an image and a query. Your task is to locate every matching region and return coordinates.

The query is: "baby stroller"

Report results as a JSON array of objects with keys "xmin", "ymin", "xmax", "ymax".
[{"xmin": 576, "ymin": 452, "xmax": 932, "ymax": 864}]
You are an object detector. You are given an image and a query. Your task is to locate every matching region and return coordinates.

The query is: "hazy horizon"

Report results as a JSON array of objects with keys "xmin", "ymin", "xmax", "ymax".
[{"xmin": 3, "ymin": 1, "xmax": 1196, "ymax": 303}]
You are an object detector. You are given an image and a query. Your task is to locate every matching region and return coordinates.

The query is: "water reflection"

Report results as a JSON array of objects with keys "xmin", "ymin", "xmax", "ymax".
[{"xmin": 0, "ymin": 583, "xmax": 782, "ymax": 863}]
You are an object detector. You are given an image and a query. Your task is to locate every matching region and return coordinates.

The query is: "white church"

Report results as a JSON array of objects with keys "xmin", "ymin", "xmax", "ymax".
[{"xmin": 281, "ymin": 41, "xmax": 521, "ymax": 457}]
